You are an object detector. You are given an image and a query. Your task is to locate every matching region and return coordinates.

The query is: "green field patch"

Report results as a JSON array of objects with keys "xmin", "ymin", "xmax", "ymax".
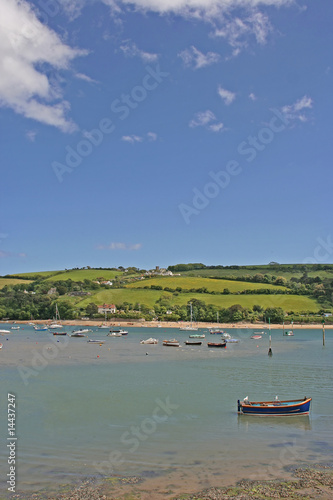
[
  {"xmin": 75, "ymin": 288, "xmax": 319, "ymax": 313},
  {"xmin": 44, "ymin": 269, "xmax": 122, "ymax": 282},
  {"xmin": 0, "ymin": 278, "xmax": 32, "ymax": 288},
  {"xmin": 6, "ymin": 270, "xmax": 60, "ymax": 279},
  {"xmin": 126, "ymin": 276, "xmax": 286, "ymax": 292},
  {"xmin": 181, "ymin": 265, "xmax": 333, "ymax": 280}
]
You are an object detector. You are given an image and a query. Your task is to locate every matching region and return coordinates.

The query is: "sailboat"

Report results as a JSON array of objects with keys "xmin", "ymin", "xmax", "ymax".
[
  {"xmin": 179, "ymin": 303, "xmax": 198, "ymax": 331},
  {"xmin": 209, "ymin": 311, "xmax": 224, "ymax": 334},
  {"xmin": 98, "ymin": 310, "xmax": 109, "ymax": 328},
  {"xmin": 49, "ymin": 304, "xmax": 63, "ymax": 329}
]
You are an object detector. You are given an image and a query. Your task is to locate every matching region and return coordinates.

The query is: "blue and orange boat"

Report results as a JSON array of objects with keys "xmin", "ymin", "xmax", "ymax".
[{"xmin": 237, "ymin": 396, "xmax": 312, "ymax": 416}]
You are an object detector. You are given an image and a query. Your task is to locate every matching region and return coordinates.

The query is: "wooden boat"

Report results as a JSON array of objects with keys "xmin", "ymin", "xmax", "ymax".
[
  {"xmin": 237, "ymin": 396, "xmax": 312, "ymax": 416},
  {"xmin": 52, "ymin": 331, "xmax": 67, "ymax": 336},
  {"xmin": 184, "ymin": 340, "xmax": 202, "ymax": 346},
  {"xmin": 189, "ymin": 334, "xmax": 205, "ymax": 338},
  {"xmin": 163, "ymin": 339, "xmax": 180, "ymax": 347},
  {"xmin": 140, "ymin": 338, "xmax": 158, "ymax": 344},
  {"xmin": 207, "ymin": 341, "xmax": 226, "ymax": 348},
  {"xmin": 209, "ymin": 329, "xmax": 224, "ymax": 334},
  {"xmin": 251, "ymin": 334, "xmax": 262, "ymax": 339}
]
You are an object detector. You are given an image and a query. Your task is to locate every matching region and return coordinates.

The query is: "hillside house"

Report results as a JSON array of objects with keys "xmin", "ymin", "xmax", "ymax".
[{"xmin": 98, "ymin": 304, "xmax": 116, "ymax": 314}]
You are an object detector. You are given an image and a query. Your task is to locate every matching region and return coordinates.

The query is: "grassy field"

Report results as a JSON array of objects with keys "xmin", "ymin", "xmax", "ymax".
[
  {"xmin": 6, "ymin": 270, "xmax": 61, "ymax": 279},
  {"xmin": 126, "ymin": 276, "xmax": 286, "ymax": 292},
  {"xmin": 0, "ymin": 278, "xmax": 32, "ymax": 289},
  {"xmin": 44, "ymin": 269, "xmax": 122, "ymax": 282},
  {"xmin": 181, "ymin": 266, "xmax": 333, "ymax": 280},
  {"xmin": 74, "ymin": 288, "xmax": 320, "ymax": 313}
]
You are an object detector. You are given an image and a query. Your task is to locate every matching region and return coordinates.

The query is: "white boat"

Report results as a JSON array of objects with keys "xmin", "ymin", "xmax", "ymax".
[
  {"xmin": 108, "ymin": 329, "xmax": 128, "ymax": 335},
  {"xmin": 140, "ymin": 338, "xmax": 158, "ymax": 344},
  {"xmin": 49, "ymin": 304, "xmax": 63, "ymax": 329},
  {"xmin": 34, "ymin": 326, "xmax": 48, "ymax": 331},
  {"xmin": 11, "ymin": 326, "xmax": 20, "ymax": 330},
  {"xmin": 189, "ymin": 333, "xmax": 205, "ymax": 338},
  {"xmin": 0, "ymin": 343, "xmax": 3, "ymax": 349},
  {"xmin": 163, "ymin": 339, "xmax": 180, "ymax": 347},
  {"xmin": 0, "ymin": 329, "xmax": 11, "ymax": 334},
  {"xmin": 72, "ymin": 329, "xmax": 91, "ymax": 334},
  {"xmin": 98, "ymin": 324, "xmax": 109, "ymax": 329},
  {"xmin": 179, "ymin": 303, "xmax": 198, "ymax": 331},
  {"xmin": 87, "ymin": 339, "xmax": 105, "ymax": 344},
  {"xmin": 107, "ymin": 332, "xmax": 122, "ymax": 337}
]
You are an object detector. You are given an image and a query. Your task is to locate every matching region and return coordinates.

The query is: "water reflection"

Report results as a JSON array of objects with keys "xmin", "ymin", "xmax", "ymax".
[{"xmin": 237, "ymin": 414, "xmax": 311, "ymax": 431}]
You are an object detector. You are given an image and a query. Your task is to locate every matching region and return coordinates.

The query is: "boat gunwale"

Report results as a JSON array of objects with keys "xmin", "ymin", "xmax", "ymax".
[{"xmin": 241, "ymin": 397, "xmax": 311, "ymax": 408}]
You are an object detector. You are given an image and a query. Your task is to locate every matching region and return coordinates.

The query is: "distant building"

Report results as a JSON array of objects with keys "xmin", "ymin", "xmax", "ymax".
[
  {"xmin": 101, "ymin": 281, "xmax": 113, "ymax": 286},
  {"xmin": 98, "ymin": 304, "xmax": 116, "ymax": 314},
  {"xmin": 47, "ymin": 287, "xmax": 57, "ymax": 295}
]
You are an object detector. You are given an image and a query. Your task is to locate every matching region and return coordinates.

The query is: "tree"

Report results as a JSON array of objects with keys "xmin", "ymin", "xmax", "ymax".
[{"xmin": 86, "ymin": 303, "xmax": 98, "ymax": 317}]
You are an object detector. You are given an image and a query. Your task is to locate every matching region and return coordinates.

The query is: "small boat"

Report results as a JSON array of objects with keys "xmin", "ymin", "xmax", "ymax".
[
  {"xmin": 140, "ymin": 338, "xmax": 158, "ymax": 344},
  {"xmin": 107, "ymin": 332, "xmax": 122, "ymax": 337},
  {"xmin": 222, "ymin": 333, "xmax": 239, "ymax": 343},
  {"xmin": 70, "ymin": 332, "xmax": 86, "ymax": 337},
  {"xmin": 285, "ymin": 331, "xmax": 294, "ymax": 336},
  {"xmin": 237, "ymin": 396, "xmax": 312, "ymax": 416},
  {"xmin": 0, "ymin": 343, "xmax": 3, "ymax": 349},
  {"xmin": 179, "ymin": 303, "xmax": 197, "ymax": 331},
  {"xmin": 209, "ymin": 329, "xmax": 224, "ymax": 334},
  {"xmin": 98, "ymin": 323, "xmax": 109, "ymax": 329},
  {"xmin": 189, "ymin": 334, "xmax": 205, "ymax": 338},
  {"xmin": 207, "ymin": 342, "xmax": 226, "ymax": 348},
  {"xmin": 0, "ymin": 329, "xmax": 11, "ymax": 334},
  {"xmin": 184, "ymin": 340, "xmax": 202, "ymax": 346},
  {"xmin": 87, "ymin": 339, "xmax": 105, "ymax": 344},
  {"xmin": 52, "ymin": 331, "xmax": 67, "ymax": 336},
  {"xmin": 72, "ymin": 329, "xmax": 91, "ymax": 334},
  {"xmin": 49, "ymin": 304, "xmax": 63, "ymax": 329},
  {"xmin": 251, "ymin": 334, "xmax": 262, "ymax": 339},
  {"xmin": 11, "ymin": 326, "xmax": 20, "ymax": 330},
  {"xmin": 109, "ymin": 329, "xmax": 128, "ymax": 335},
  {"xmin": 34, "ymin": 326, "xmax": 48, "ymax": 331},
  {"xmin": 163, "ymin": 339, "xmax": 180, "ymax": 347}
]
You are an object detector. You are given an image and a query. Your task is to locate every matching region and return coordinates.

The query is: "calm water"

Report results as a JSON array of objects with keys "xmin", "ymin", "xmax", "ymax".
[{"xmin": 0, "ymin": 325, "xmax": 332, "ymax": 494}]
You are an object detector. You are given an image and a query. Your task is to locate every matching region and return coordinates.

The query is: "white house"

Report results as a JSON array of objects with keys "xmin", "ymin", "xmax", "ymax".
[{"xmin": 98, "ymin": 304, "xmax": 116, "ymax": 314}]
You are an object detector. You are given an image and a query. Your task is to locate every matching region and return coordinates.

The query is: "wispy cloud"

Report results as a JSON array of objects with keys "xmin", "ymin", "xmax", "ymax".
[
  {"xmin": 122, "ymin": 132, "xmax": 158, "ymax": 143},
  {"xmin": 97, "ymin": 242, "xmax": 142, "ymax": 251},
  {"xmin": 75, "ymin": 73, "xmax": 99, "ymax": 84},
  {"xmin": 0, "ymin": 250, "xmax": 27, "ymax": 258},
  {"xmin": 217, "ymin": 85, "xmax": 236, "ymax": 105},
  {"xmin": 26, "ymin": 130, "xmax": 37, "ymax": 142},
  {"xmin": 281, "ymin": 95, "xmax": 313, "ymax": 122},
  {"xmin": 119, "ymin": 40, "xmax": 158, "ymax": 62},
  {"xmin": 178, "ymin": 45, "xmax": 220, "ymax": 69},
  {"xmin": 0, "ymin": 0, "xmax": 87, "ymax": 132},
  {"xmin": 189, "ymin": 110, "xmax": 224, "ymax": 133},
  {"xmin": 249, "ymin": 92, "xmax": 257, "ymax": 101}
]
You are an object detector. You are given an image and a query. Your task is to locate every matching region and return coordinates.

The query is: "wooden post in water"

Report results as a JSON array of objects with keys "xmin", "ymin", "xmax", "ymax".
[
  {"xmin": 268, "ymin": 317, "xmax": 272, "ymax": 356},
  {"xmin": 323, "ymin": 319, "xmax": 325, "ymax": 346},
  {"xmin": 283, "ymin": 321, "xmax": 285, "ymax": 336}
]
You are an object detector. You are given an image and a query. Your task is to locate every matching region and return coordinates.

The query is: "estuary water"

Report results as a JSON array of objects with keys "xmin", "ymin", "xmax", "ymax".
[{"xmin": 0, "ymin": 325, "xmax": 332, "ymax": 495}]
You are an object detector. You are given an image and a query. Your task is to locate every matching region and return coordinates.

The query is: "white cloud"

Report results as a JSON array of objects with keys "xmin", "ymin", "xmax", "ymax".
[
  {"xmin": 217, "ymin": 85, "xmax": 236, "ymax": 105},
  {"xmin": 281, "ymin": 95, "xmax": 313, "ymax": 122},
  {"xmin": 0, "ymin": 250, "xmax": 26, "ymax": 258},
  {"xmin": 147, "ymin": 132, "xmax": 157, "ymax": 141},
  {"xmin": 98, "ymin": 242, "xmax": 142, "ymax": 250},
  {"xmin": 0, "ymin": 0, "xmax": 87, "ymax": 132},
  {"xmin": 75, "ymin": 72, "xmax": 99, "ymax": 84},
  {"xmin": 119, "ymin": 40, "xmax": 158, "ymax": 62},
  {"xmin": 189, "ymin": 110, "xmax": 224, "ymax": 132},
  {"xmin": 178, "ymin": 45, "xmax": 220, "ymax": 69},
  {"xmin": 249, "ymin": 92, "xmax": 257, "ymax": 101},
  {"xmin": 122, "ymin": 135, "xmax": 143, "ymax": 143},
  {"xmin": 122, "ymin": 132, "xmax": 157, "ymax": 142},
  {"xmin": 26, "ymin": 130, "xmax": 37, "ymax": 142}
]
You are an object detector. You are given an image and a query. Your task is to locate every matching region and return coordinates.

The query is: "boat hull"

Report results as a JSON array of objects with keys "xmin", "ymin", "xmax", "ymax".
[
  {"xmin": 207, "ymin": 342, "xmax": 226, "ymax": 348},
  {"xmin": 238, "ymin": 398, "xmax": 312, "ymax": 415},
  {"xmin": 185, "ymin": 341, "xmax": 202, "ymax": 345}
]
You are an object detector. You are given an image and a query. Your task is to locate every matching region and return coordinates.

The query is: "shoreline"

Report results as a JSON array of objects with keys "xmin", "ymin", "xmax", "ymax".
[{"xmin": 4, "ymin": 319, "xmax": 333, "ymax": 329}]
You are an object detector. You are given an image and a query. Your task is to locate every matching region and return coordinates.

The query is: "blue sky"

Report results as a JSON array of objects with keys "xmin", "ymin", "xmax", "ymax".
[{"xmin": 0, "ymin": 0, "xmax": 332, "ymax": 274}]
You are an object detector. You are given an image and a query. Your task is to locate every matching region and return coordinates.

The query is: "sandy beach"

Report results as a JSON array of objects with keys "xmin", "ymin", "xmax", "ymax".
[{"xmin": 6, "ymin": 319, "xmax": 333, "ymax": 330}]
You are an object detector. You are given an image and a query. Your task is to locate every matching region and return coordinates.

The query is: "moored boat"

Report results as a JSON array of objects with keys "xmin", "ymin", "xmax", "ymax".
[
  {"xmin": 0, "ymin": 343, "xmax": 3, "ymax": 349},
  {"xmin": 163, "ymin": 339, "xmax": 180, "ymax": 347},
  {"xmin": 52, "ymin": 331, "xmax": 67, "ymax": 336},
  {"xmin": 285, "ymin": 331, "xmax": 294, "ymax": 336},
  {"xmin": 109, "ymin": 329, "xmax": 128, "ymax": 335},
  {"xmin": 87, "ymin": 339, "xmax": 105, "ymax": 344},
  {"xmin": 207, "ymin": 341, "xmax": 226, "ymax": 348},
  {"xmin": 11, "ymin": 326, "xmax": 20, "ymax": 330},
  {"xmin": 70, "ymin": 332, "xmax": 86, "ymax": 337},
  {"xmin": 140, "ymin": 338, "xmax": 158, "ymax": 344},
  {"xmin": 0, "ymin": 329, "xmax": 11, "ymax": 334},
  {"xmin": 184, "ymin": 340, "xmax": 202, "ymax": 346},
  {"xmin": 237, "ymin": 396, "xmax": 312, "ymax": 415},
  {"xmin": 34, "ymin": 326, "xmax": 48, "ymax": 331},
  {"xmin": 251, "ymin": 334, "xmax": 262, "ymax": 339},
  {"xmin": 209, "ymin": 328, "xmax": 224, "ymax": 334},
  {"xmin": 189, "ymin": 333, "xmax": 205, "ymax": 338}
]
